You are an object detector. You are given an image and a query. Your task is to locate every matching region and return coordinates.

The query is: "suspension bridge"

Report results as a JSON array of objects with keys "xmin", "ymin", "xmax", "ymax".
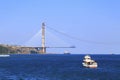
[
  {"xmin": 1, "ymin": 22, "xmax": 118, "ymax": 54},
  {"xmin": 0, "ymin": 23, "xmax": 75, "ymax": 54}
]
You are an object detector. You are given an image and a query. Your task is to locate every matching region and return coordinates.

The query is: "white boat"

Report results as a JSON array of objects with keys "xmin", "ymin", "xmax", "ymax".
[
  {"xmin": 82, "ymin": 55, "xmax": 98, "ymax": 68},
  {"xmin": 64, "ymin": 50, "xmax": 71, "ymax": 54},
  {"xmin": 0, "ymin": 54, "xmax": 10, "ymax": 57}
]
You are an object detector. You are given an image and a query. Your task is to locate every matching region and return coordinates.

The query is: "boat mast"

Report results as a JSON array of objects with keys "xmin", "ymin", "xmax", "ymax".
[{"xmin": 41, "ymin": 22, "xmax": 46, "ymax": 54}]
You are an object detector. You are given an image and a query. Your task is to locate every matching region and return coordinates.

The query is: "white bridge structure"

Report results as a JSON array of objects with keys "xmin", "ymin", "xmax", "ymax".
[{"xmin": 20, "ymin": 23, "xmax": 75, "ymax": 54}]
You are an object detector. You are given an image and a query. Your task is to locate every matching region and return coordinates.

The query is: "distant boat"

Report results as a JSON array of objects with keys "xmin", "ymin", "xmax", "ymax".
[
  {"xmin": 82, "ymin": 55, "xmax": 98, "ymax": 68},
  {"xmin": 64, "ymin": 51, "xmax": 71, "ymax": 54},
  {"xmin": 0, "ymin": 54, "xmax": 10, "ymax": 57}
]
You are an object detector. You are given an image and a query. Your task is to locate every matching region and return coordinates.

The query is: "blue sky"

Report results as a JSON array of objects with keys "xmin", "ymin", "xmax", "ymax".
[{"xmin": 0, "ymin": 0, "xmax": 120, "ymax": 54}]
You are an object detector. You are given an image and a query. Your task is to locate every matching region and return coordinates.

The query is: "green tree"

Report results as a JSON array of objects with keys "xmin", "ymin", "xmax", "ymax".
[{"xmin": 0, "ymin": 46, "xmax": 9, "ymax": 54}]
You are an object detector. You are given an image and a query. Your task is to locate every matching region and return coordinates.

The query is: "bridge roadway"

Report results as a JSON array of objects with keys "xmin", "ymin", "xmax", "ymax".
[
  {"xmin": 21, "ymin": 46, "xmax": 75, "ymax": 48},
  {"xmin": 20, "ymin": 46, "xmax": 75, "ymax": 54}
]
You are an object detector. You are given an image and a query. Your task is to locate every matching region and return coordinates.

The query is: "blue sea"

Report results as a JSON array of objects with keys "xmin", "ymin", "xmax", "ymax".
[{"xmin": 0, "ymin": 54, "xmax": 119, "ymax": 80}]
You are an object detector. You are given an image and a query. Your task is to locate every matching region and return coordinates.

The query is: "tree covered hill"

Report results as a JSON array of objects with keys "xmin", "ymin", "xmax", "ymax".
[{"xmin": 0, "ymin": 45, "xmax": 17, "ymax": 54}]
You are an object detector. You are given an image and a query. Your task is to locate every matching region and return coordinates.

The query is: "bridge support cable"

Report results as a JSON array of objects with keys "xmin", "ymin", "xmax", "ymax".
[{"xmin": 46, "ymin": 26, "xmax": 120, "ymax": 45}]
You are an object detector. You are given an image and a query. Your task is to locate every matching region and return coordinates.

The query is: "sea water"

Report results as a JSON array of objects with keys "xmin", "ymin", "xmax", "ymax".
[{"xmin": 0, "ymin": 54, "xmax": 119, "ymax": 80}]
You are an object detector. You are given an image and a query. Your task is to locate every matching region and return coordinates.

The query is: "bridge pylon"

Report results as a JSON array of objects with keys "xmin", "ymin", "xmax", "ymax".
[{"xmin": 41, "ymin": 22, "xmax": 46, "ymax": 54}]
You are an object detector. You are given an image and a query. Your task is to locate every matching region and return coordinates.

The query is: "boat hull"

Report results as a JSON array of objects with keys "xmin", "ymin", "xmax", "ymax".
[
  {"xmin": 82, "ymin": 63, "xmax": 98, "ymax": 68},
  {"xmin": 0, "ymin": 54, "xmax": 10, "ymax": 57}
]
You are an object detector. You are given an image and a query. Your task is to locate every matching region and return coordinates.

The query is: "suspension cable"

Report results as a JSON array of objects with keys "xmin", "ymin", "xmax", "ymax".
[{"xmin": 46, "ymin": 26, "xmax": 120, "ymax": 45}]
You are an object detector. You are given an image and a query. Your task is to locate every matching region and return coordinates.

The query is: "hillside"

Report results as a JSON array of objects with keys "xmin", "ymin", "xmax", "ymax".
[{"xmin": 0, "ymin": 45, "xmax": 17, "ymax": 54}]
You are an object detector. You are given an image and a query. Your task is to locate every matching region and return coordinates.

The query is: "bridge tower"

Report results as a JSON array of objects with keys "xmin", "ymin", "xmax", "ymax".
[{"xmin": 41, "ymin": 22, "xmax": 46, "ymax": 54}]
